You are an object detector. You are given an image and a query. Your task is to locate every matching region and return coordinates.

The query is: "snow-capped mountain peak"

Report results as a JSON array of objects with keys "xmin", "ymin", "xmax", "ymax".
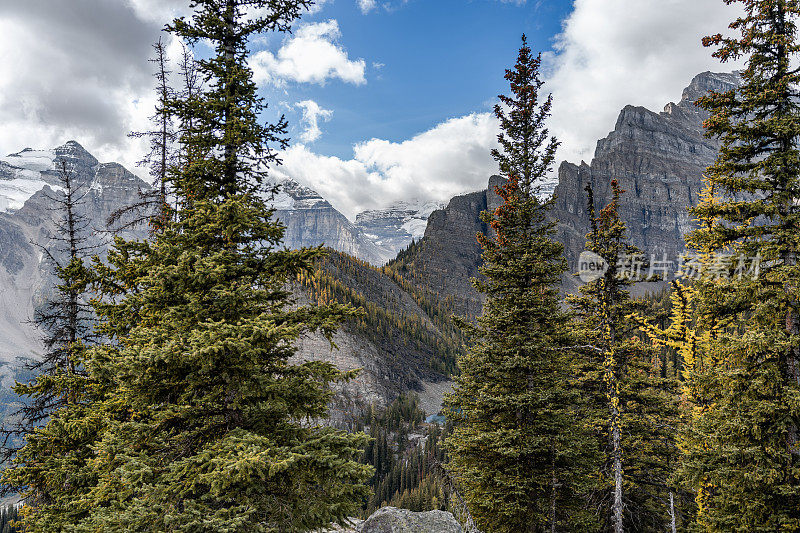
[
  {"xmin": 355, "ymin": 198, "xmax": 446, "ymax": 254},
  {"xmin": 0, "ymin": 141, "xmax": 101, "ymax": 213}
]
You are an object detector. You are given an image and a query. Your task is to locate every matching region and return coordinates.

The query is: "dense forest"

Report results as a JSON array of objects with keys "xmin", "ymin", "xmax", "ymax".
[{"xmin": 2, "ymin": 0, "xmax": 800, "ymax": 532}]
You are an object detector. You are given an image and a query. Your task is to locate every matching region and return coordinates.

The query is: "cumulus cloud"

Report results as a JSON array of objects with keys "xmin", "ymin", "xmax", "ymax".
[
  {"xmin": 274, "ymin": 113, "xmax": 500, "ymax": 219},
  {"xmin": 358, "ymin": 0, "xmax": 378, "ymax": 14},
  {"xmin": 128, "ymin": 0, "xmax": 329, "ymax": 24},
  {"xmin": 544, "ymin": 0, "xmax": 745, "ymax": 167},
  {"xmin": 0, "ymin": 2, "xmax": 340, "ymax": 174},
  {"xmin": 274, "ymin": 0, "xmax": 748, "ymax": 218},
  {"xmin": 295, "ymin": 100, "xmax": 333, "ymax": 143},
  {"xmin": 306, "ymin": 0, "xmax": 332, "ymax": 15},
  {"xmin": 126, "ymin": 0, "xmax": 188, "ymax": 25},
  {"xmin": 0, "ymin": 0, "xmax": 162, "ymax": 169},
  {"xmin": 250, "ymin": 20, "xmax": 366, "ymax": 86}
]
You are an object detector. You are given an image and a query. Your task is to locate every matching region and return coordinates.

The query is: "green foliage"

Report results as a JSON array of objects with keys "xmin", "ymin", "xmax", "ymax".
[
  {"xmin": 445, "ymin": 35, "xmax": 593, "ymax": 532},
  {"xmin": 8, "ymin": 1, "xmax": 373, "ymax": 531},
  {"xmin": 359, "ymin": 394, "xmax": 450, "ymax": 517},
  {"xmin": 675, "ymin": 1, "xmax": 800, "ymax": 530},
  {"xmin": 569, "ymin": 182, "xmax": 680, "ymax": 532}
]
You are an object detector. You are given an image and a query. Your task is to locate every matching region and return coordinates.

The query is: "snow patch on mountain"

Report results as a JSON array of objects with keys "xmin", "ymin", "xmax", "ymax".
[
  {"xmin": 267, "ymin": 178, "xmax": 332, "ymax": 211},
  {"xmin": 0, "ymin": 149, "xmax": 58, "ymax": 212},
  {"xmin": 355, "ymin": 199, "xmax": 445, "ymax": 255}
]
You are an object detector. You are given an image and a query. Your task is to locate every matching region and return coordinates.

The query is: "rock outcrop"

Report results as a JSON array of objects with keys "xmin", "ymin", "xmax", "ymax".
[
  {"xmin": 387, "ymin": 175, "xmax": 504, "ymax": 319},
  {"xmin": 551, "ymin": 71, "xmax": 741, "ymax": 292},
  {"xmin": 359, "ymin": 507, "xmax": 462, "ymax": 533},
  {"xmin": 394, "ymin": 71, "xmax": 740, "ymax": 309},
  {"xmin": 271, "ymin": 179, "xmax": 393, "ymax": 265},
  {"xmin": 355, "ymin": 200, "xmax": 445, "ymax": 261}
]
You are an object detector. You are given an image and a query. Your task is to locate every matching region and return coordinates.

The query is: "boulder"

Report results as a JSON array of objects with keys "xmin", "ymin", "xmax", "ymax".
[{"xmin": 360, "ymin": 506, "xmax": 462, "ymax": 533}]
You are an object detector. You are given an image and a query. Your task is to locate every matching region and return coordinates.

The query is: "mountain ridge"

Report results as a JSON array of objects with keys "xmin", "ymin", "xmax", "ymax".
[{"xmin": 388, "ymin": 70, "xmax": 740, "ymax": 313}]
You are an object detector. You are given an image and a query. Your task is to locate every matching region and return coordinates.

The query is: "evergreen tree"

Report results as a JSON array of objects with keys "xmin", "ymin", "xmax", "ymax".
[
  {"xmin": 678, "ymin": 1, "xmax": 800, "ymax": 529},
  {"xmin": 0, "ymin": 505, "xmax": 19, "ymax": 533},
  {"xmin": 9, "ymin": 1, "xmax": 372, "ymax": 531},
  {"xmin": 110, "ymin": 37, "xmax": 177, "ymax": 231},
  {"xmin": 0, "ymin": 160, "xmax": 98, "ymax": 513},
  {"xmin": 445, "ymin": 35, "xmax": 594, "ymax": 533},
  {"xmin": 568, "ymin": 182, "xmax": 679, "ymax": 532},
  {"xmin": 635, "ymin": 182, "xmax": 730, "ymax": 530}
]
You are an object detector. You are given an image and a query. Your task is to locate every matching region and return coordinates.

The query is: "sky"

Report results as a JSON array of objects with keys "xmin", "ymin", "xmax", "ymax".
[{"xmin": 0, "ymin": 0, "xmax": 744, "ymax": 219}]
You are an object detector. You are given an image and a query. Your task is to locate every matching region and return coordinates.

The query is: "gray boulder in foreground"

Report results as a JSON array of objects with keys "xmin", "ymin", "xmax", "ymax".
[{"xmin": 360, "ymin": 506, "xmax": 462, "ymax": 533}]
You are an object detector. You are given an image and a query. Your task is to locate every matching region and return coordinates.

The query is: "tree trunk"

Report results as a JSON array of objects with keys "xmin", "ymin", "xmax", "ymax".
[
  {"xmin": 222, "ymin": 0, "xmax": 238, "ymax": 193},
  {"xmin": 550, "ymin": 443, "xmax": 557, "ymax": 533},
  {"xmin": 611, "ymin": 402, "xmax": 623, "ymax": 533},
  {"xmin": 669, "ymin": 491, "xmax": 677, "ymax": 533}
]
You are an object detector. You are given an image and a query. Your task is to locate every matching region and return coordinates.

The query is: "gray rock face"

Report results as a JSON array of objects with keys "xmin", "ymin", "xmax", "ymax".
[
  {"xmin": 391, "ymin": 182, "xmax": 499, "ymax": 319},
  {"xmin": 359, "ymin": 507, "xmax": 462, "ymax": 533},
  {"xmin": 551, "ymin": 71, "xmax": 741, "ymax": 291},
  {"xmin": 270, "ymin": 178, "xmax": 393, "ymax": 265},
  {"xmin": 354, "ymin": 200, "xmax": 445, "ymax": 261},
  {"xmin": 397, "ymin": 71, "xmax": 739, "ymax": 310}
]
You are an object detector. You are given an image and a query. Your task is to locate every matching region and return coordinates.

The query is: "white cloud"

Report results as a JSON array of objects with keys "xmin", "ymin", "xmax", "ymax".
[
  {"xmin": 358, "ymin": 0, "xmax": 378, "ymax": 14},
  {"xmin": 544, "ymin": 0, "xmax": 745, "ymax": 167},
  {"xmin": 126, "ymin": 0, "xmax": 188, "ymax": 25},
  {"xmin": 250, "ymin": 20, "xmax": 366, "ymax": 86},
  {"xmin": 306, "ymin": 0, "xmax": 332, "ymax": 15},
  {"xmin": 128, "ymin": 0, "xmax": 329, "ymax": 24},
  {"xmin": 0, "ymin": 1, "xmax": 163, "ymax": 172},
  {"xmin": 243, "ymin": 0, "xmax": 332, "ymax": 20},
  {"xmin": 274, "ymin": 0, "xmax": 749, "ymax": 219},
  {"xmin": 274, "ymin": 113, "xmax": 500, "ymax": 219},
  {"xmin": 295, "ymin": 100, "xmax": 333, "ymax": 143}
]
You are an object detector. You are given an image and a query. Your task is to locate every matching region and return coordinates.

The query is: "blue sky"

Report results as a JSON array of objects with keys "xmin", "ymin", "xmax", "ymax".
[
  {"xmin": 267, "ymin": 0, "xmax": 574, "ymax": 158},
  {"xmin": 0, "ymin": 0, "xmax": 743, "ymax": 218}
]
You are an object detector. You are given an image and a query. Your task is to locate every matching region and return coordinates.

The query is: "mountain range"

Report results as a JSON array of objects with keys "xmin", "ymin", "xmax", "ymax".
[{"xmin": 0, "ymin": 70, "xmax": 737, "ymax": 417}]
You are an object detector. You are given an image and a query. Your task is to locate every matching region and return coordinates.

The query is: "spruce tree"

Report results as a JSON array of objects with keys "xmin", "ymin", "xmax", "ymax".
[
  {"xmin": 0, "ymin": 160, "xmax": 102, "ymax": 528},
  {"xmin": 678, "ymin": 0, "xmax": 800, "ymax": 529},
  {"xmin": 10, "ymin": 1, "xmax": 372, "ymax": 531},
  {"xmin": 568, "ymin": 182, "xmax": 679, "ymax": 533},
  {"xmin": 1, "ymin": 160, "xmax": 95, "ymax": 455},
  {"xmin": 110, "ymin": 37, "xmax": 177, "ymax": 231},
  {"xmin": 445, "ymin": 36, "xmax": 594, "ymax": 533}
]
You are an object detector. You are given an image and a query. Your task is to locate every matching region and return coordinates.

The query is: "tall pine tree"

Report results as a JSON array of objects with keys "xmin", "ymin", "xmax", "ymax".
[
  {"xmin": 0, "ymin": 160, "xmax": 101, "ymax": 528},
  {"xmin": 8, "ymin": 1, "xmax": 372, "ymax": 530},
  {"xmin": 569, "ymin": 182, "xmax": 679, "ymax": 533},
  {"xmin": 679, "ymin": 0, "xmax": 800, "ymax": 529},
  {"xmin": 445, "ymin": 36, "xmax": 594, "ymax": 533}
]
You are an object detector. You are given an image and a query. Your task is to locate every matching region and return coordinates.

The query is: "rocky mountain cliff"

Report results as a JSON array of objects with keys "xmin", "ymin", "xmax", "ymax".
[
  {"xmin": 551, "ymin": 71, "xmax": 740, "ymax": 292},
  {"xmin": 0, "ymin": 142, "xmax": 454, "ymax": 421},
  {"xmin": 354, "ymin": 200, "xmax": 445, "ymax": 260},
  {"xmin": 390, "ymin": 71, "xmax": 740, "ymax": 312},
  {"xmin": 387, "ymin": 177, "xmax": 504, "ymax": 319},
  {"xmin": 270, "ymin": 179, "xmax": 395, "ymax": 265}
]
